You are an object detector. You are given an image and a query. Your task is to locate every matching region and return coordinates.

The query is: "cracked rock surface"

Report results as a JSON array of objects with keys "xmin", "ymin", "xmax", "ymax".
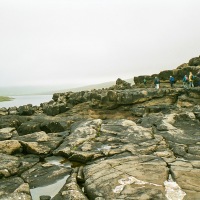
[{"xmin": 0, "ymin": 87, "xmax": 200, "ymax": 199}]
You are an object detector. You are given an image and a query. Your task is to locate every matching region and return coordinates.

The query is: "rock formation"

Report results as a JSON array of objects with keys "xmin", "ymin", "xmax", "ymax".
[
  {"xmin": 134, "ymin": 55, "xmax": 200, "ymax": 87},
  {"xmin": 0, "ymin": 57, "xmax": 200, "ymax": 199}
]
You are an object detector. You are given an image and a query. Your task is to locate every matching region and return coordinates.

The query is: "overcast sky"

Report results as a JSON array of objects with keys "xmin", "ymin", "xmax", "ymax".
[{"xmin": 1, "ymin": 0, "xmax": 200, "ymax": 88}]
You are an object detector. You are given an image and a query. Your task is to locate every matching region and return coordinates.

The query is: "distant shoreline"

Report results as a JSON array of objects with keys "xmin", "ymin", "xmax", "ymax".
[{"xmin": 0, "ymin": 96, "xmax": 14, "ymax": 102}]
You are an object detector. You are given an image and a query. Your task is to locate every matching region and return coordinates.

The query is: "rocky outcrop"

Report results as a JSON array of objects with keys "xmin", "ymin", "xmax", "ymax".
[
  {"xmin": 1, "ymin": 60, "xmax": 200, "ymax": 199},
  {"xmin": 189, "ymin": 55, "xmax": 200, "ymax": 66},
  {"xmin": 83, "ymin": 155, "xmax": 168, "ymax": 199},
  {"xmin": 18, "ymin": 104, "xmax": 35, "ymax": 116},
  {"xmin": 134, "ymin": 55, "xmax": 200, "ymax": 87},
  {"xmin": 134, "ymin": 66, "xmax": 200, "ymax": 87}
]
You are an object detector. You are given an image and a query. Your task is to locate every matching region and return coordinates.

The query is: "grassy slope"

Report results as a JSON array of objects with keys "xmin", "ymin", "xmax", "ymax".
[
  {"xmin": 0, "ymin": 78, "xmax": 134, "ymax": 96},
  {"xmin": 51, "ymin": 78, "xmax": 134, "ymax": 94},
  {"xmin": 0, "ymin": 96, "xmax": 13, "ymax": 102}
]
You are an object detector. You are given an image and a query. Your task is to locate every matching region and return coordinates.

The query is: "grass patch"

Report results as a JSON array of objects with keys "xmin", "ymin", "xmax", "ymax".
[{"xmin": 0, "ymin": 96, "xmax": 13, "ymax": 102}]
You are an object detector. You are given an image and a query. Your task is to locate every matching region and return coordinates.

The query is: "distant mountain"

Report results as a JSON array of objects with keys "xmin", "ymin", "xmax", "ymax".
[{"xmin": 0, "ymin": 78, "xmax": 134, "ymax": 96}]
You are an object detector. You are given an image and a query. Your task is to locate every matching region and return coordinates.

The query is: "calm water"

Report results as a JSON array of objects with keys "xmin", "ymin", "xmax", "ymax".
[{"xmin": 0, "ymin": 95, "xmax": 53, "ymax": 109}]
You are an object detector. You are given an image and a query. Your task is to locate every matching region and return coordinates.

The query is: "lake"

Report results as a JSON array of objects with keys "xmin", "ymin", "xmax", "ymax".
[{"xmin": 0, "ymin": 95, "xmax": 53, "ymax": 109}]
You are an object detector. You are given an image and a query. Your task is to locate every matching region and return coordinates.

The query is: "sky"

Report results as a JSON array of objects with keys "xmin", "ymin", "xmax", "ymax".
[{"xmin": 0, "ymin": 0, "xmax": 200, "ymax": 89}]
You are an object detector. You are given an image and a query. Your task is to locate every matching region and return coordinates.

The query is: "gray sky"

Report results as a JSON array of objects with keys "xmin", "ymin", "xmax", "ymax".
[{"xmin": 1, "ymin": 0, "xmax": 200, "ymax": 88}]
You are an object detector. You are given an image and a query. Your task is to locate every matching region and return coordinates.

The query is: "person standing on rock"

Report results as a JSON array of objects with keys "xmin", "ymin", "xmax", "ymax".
[
  {"xmin": 183, "ymin": 75, "xmax": 189, "ymax": 88},
  {"xmin": 154, "ymin": 77, "xmax": 160, "ymax": 89},
  {"xmin": 189, "ymin": 72, "xmax": 194, "ymax": 87},
  {"xmin": 143, "ymin": 77, "xmax": 147, "ymax": 87},
  {"xmin": 169, "ymin": 76, "xmax": 175, "ymax": 88}
]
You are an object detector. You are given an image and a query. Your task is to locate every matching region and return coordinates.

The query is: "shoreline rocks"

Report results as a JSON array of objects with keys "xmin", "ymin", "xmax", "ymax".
[{"xmin": 1, "ymin": 59, "xmax": 200, "ymax": 199}]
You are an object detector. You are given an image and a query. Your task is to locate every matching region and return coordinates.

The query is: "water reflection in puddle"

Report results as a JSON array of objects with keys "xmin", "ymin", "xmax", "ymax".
[
  {"xmin": 30, "ymin": 156, "xmax": 84, "ymax": 200},
  {"xmin": 45, "ymin": 156, "xmax": 71, "ymax": 167},
  {"xmin": 30, "ymin": 174, "xmax": 70, "ymax": 200},
  {"xmin": 45, "ymin": 156, "xmax": 83, "ymax": 168}
]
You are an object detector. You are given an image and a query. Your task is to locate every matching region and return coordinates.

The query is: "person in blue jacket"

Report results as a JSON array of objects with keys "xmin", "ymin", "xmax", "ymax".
[{"xmin": 169, "ymin": 76, "xmax": 175, "ymax": 88}]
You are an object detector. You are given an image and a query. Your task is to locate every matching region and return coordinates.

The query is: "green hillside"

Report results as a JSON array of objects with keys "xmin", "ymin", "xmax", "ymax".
[
  {"xmin": 0, "ymin": 78, "xmax": 134, "ymax": 96},
  {"xmin": 0, "ymin": 96, "xmax": 13, "ymax": 102}
]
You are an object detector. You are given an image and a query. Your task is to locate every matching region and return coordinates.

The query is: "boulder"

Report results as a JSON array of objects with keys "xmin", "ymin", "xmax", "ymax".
[
  {"xmin": 17, "ymin": 121, "xmax": 41, "ymax": 135},
  {"xmin": 188, "ymin": 55, "xmax": 200, "ymax": 66},
  {"xmin": 0, "ymin": 127, "xmax": 18, "ymax": 140},
  {"xmin": 8, "ymin": 106, "xmax": 18, "ymax": 115},
  {"xmin": 16, "ymin": 131, "xmax": 64, "ymax": 155},
  {"xmin": 43, "ymin": 104, "xmax": 60, "ymax": 116},
  {"xmin": 18, "ymin": 104, "xmax": 35, "ymax": 116},
  {"xmin": 0, "ymin": 140, "xmax": 22, "ymax": 154},
  {"xmin": 0, "ymin": 107, "xmax": 8, "ymax": 116}
]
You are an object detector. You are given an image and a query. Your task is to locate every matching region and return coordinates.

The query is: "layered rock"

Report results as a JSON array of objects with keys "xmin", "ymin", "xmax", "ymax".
[
  {"xmin": 134, "ymin": 58, "xmax": 200, "ymax": 87},
  {"xmin": 1, "ymin": 58, "xmax": 200, "ymax": 199}
]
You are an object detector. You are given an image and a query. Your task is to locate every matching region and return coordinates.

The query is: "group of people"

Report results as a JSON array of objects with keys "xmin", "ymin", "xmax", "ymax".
[
  {"xmin": 182, "ymin": 71, "xmax": 200, "ymax": 88},
  {"xmin": 143, "ymin": 70, "xmax": 200, "ymax": 89},
  {"xmin": 168, "ymin": 71, "xmax": 200, "ymax": 88}
]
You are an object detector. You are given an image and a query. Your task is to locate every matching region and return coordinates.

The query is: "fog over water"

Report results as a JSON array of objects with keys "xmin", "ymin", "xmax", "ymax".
[
  {"xmin": 0, "ymin": 95, "xmax": 52, "ymax": 108},
  {"xmin": 0, "ymin": 0, "xmax": 200, "ymax": 92}
]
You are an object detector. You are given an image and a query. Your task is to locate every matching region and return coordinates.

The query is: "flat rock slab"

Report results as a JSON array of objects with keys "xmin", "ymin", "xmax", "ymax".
[
  {"xmin": 83, "ymin": 155, "xmax": 168, "ymax": 199},
  {"xmin": 21, "ymin": 162, "xmax": 72, "ymax": 188}
]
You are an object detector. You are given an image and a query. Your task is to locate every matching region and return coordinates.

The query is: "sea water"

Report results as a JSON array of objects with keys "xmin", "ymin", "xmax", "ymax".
[{"xmin": 0, "ymin": 95, "xmax": 52, "ymax": 109}]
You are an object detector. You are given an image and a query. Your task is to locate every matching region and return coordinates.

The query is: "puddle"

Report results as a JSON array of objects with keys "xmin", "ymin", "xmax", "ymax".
[
  {"xmin": 45, "ymin": 156, "xmax": 83, "ymax": 168},
  {"xmin": 164, "ymin": 175, "xmax": 186, "ymax": 200},
  {"xmin": 30, "ymin": 174, "xmax": 70, "ymax": 200},
  {"xmin": 29, "ymin": 156, "xmax": 85, "ymax": 199},
  {"xmin": 45, "ymin": 156, "xmax": 71, "ymax": 167}
]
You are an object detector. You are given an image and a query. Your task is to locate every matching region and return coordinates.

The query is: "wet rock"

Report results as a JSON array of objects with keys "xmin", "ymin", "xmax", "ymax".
[
  {"xmin": 21, "ymin": 163, "xmax": 71, "ymax": 188},
  {"xmin": 52, "ymin": 169, "xmax": 88, "ymax": 200}
]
